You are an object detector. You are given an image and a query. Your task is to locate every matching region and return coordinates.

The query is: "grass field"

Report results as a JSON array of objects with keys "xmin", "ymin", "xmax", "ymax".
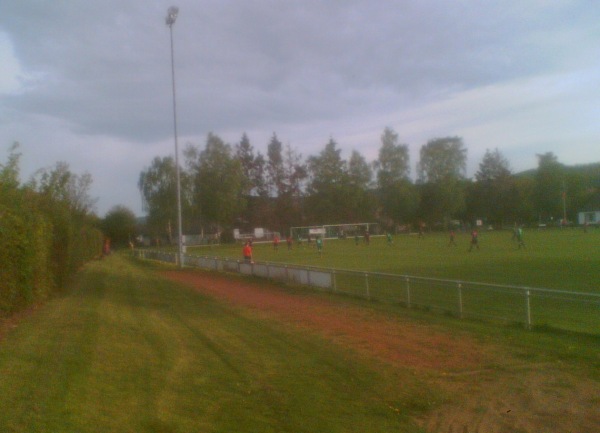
[
  {"xmin": 189, "ymin": 228, "xmax": 600, "ymax": 294},
  {"xmin": 1, "ymin": 250, "xmax": 599, "ymax": 432},
  {"xmin": 183, "ymin": 228, "xmax": 600, "ymax": 335},
  {"xmin": 0, "ymin": 255, "xmax": 430, "ymax": 433}
]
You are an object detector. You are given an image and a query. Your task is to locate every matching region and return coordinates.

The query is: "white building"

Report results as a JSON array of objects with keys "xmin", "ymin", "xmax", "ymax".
[
  {"xmin": 578, "ymin": 210, "xmax": 600, "ymax": 225},
  {"xmin": 578, "ymin": 193, "xmax": 600, "ymax": 225}
]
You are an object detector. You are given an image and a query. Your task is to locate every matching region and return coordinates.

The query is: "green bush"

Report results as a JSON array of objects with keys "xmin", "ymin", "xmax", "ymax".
[
  {"xmin": 0, "ymin": 207, "xmax": 24, "ymax": 311},
  {"xmin": 0, "ymin": 186, "xmax": 102, "ymax": 314}
]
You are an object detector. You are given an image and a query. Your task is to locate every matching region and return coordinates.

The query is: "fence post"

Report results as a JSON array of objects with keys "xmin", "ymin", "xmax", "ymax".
[
  {"xmin": 332, "ymin": 269, "xmax": 337, "ymax": 292},
  {"xmin": 405, "ymin": 277, "xmax": 411, "ymax": 308},
  {"xmin": 457, "ymin": 283, "xmax": 463, "ymax": 319},
  {"xmin": 525, "ymin": 289, "xmax": 532, "ymax": 330},
  {"xmin": 365, "ymin": 273, "xmax": 370, "ymax": 300}
]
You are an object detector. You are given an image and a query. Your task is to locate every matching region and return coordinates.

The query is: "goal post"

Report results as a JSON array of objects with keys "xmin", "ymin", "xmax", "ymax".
[{"xmin": 290, "ymin": 223, "xmax": 379, "ymax": 240}]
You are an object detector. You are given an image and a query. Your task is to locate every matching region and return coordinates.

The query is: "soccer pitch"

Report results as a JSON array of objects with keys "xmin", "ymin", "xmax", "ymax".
[{"xmin": 191, "ymin": 228, "xmax": 600, "ymax": 294}]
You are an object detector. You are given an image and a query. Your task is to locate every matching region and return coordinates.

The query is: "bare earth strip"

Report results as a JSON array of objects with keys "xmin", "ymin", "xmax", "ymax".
[{"xmin": 162, "ymin": 269, "xmax": 600, "ymax": 433}]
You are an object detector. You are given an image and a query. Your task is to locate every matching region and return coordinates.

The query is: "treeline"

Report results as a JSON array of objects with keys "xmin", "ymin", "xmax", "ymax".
[
  {"xmin": 139, "ymin": 128, "xmax": 599, "ymax": 239},
  {"xmin": 0, "ymin": 143, "xmax": 103, "ymax": 314}
]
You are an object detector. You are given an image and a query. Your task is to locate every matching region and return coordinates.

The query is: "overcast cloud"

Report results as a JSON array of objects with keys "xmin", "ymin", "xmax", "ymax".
[{"xmin": 1, "ymin": 0, "xmax": 599, "ymax": 216}]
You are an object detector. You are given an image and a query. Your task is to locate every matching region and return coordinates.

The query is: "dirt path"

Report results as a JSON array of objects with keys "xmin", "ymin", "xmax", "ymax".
[{"xmin": 163, "ymin": 269, "xmax": 600, "ymax": 433}]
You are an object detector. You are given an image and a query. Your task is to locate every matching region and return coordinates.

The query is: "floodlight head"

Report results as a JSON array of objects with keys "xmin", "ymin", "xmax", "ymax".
[{"xmin": 166, "ymin": 6, "xmax": 179, "ymax": 26}]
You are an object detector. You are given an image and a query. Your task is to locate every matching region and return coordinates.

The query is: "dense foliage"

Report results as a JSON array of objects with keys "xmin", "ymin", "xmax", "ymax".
[
  {"xmin": 138, "ymin": 129, "xmax": 600, "ymax": 237},
  {"xmin": 0, "ymin": 143, "xmax": 103, "ymax": 314},
  {"xmin": 102, "ymin": 205, "xmax": 138, "ymax": 248}
]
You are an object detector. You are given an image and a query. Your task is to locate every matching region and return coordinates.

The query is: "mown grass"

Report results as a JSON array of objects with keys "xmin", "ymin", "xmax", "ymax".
[
  {"xmin": 0, "ymin": 254, "xmax": 433, "ymax": 433},
  {"xmin": 185, "ymin": 229, "xmax": 600, "ymax": 334},
  {"xmin": 190, "ymin": 229, "xmax": 600, "ymax": 293}
]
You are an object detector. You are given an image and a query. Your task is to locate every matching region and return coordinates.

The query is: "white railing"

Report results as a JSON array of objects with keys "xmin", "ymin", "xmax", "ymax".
[{"xmin": 133, "ymin": 250, "xmax": 600, "ymax": 335}]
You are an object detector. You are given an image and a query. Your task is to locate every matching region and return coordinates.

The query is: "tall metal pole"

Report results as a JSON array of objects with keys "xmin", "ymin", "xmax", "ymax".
[
  {"xmin": 166, "ymin": 6, "xmax": 183, "ymax": 267},
  {"xmin": 562, "ymin": 180, "xmax": 567, "ymax": 225}
]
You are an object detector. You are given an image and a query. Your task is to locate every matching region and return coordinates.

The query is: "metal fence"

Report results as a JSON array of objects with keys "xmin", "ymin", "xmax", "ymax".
[{"xmin": 133, "ymin": 250, "xmax": 600, "ymax": 335}]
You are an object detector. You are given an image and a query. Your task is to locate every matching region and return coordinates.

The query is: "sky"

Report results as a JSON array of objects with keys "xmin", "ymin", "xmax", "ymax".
[{"xmin": 1, "ymin": 0, "xmax": 599, "ymax": 217}]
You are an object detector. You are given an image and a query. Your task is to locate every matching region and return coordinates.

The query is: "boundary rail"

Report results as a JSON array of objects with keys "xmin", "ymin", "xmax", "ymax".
[{"xmin": 133, "ymin": 249, "xmax": 600, "ymax": 335}]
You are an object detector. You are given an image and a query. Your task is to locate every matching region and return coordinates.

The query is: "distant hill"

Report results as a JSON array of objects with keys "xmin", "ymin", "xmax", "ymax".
[{"xmin": 515, "ymin": 161, "xmax": 600, "ymax": 180}]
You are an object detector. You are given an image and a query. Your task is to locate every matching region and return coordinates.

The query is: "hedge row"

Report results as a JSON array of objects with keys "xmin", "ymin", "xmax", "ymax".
[{"xmin": 0, "ymin": 188, "xmax": 103, "ymax": 314}]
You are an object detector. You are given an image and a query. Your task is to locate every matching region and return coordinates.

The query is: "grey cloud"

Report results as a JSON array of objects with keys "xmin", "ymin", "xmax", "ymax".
[
  {"xmin": 3, "ymin": 0, "xmax": 597, "ymax": 144},
  {"xmin": 1, "ymin": 0, "xmax": 599, "ymax": 215}
]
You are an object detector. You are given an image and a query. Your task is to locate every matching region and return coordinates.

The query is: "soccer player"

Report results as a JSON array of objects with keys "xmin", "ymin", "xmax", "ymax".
[
  {"xmin": 468, "ymin": 229, "xmax": 479, "ymax": 251},
  {"xmin": 448, "ymin": 230, "xmax": 457, "ymax": 246},
  {"xmin": 316, "ymin": 236, "xmax": 323, "ymax": 257},
  {"xmin": 418, "ymin": 222, "xmax": 425, "ymax": 239},
  {"xmin": 286, "ymin": 236, "xmax": 293, "ymax": 250},
  {"xmin": 516, "ymin": 226, "xmax": 526, "ymax": 249},
  {"xmin": 273, "ymin": 235, "xmax": 280, "ymax": 251},
  {"xmin": 386, "ymin": 232, "xmax": 393, "ymax": 246}
]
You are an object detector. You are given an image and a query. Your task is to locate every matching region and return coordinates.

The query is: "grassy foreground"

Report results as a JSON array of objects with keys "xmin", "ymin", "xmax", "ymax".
[{"xmin": 0, "ymin": 254, "xmax": 431, "ymax": 433}]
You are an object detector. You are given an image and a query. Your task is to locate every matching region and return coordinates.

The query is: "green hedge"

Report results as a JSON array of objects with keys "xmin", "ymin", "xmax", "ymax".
[{"xmin": 0, "ymin": 190, "xmax": 102, "ymax": 314}]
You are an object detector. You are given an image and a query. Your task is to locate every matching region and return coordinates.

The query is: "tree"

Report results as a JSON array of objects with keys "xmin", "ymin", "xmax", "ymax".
[
  {"xmin": 138, "ymin": 156, "xmax": 179, "ymax": 241},
  {"xmin": 234, "ymin": 133, "xmax": 259, "ymax": 229},
  {"xmin": 306, "ymin": 138, "xmax": 351, "ymax": 223},
  {"xmin": 534, "ymin": 152, "xmax": 564, "ymax": 222},
  {"xmin": 1, "ymin": 145, "xmax": 102, "ymax": 306},
  {"xmin": 102, "ymin": 205, "xmax": 137, "ymax": 248},
  {"xmin": 235, "ymin": 133, "xmax": 258, "ymax": 197},
  {"xmin": 245, "ymin": 151, "xmax": 270, "ymax": 230},
  {"xmin": 563, "ymin": 165, "xmax": 600, "ymax": 222},
  {"xmin": 348, "ymin": 150, "xmax": 372, "ymax": 188},
  {"xmin": 347, "ymin": 150, "xmax": 377, "ymax": 222},
  {"xmin": 417, "ymin": 137, "xmax": 467, "ymax": 227},
  {"xmin": 471, "ymin": 148, "xmax": 514, "ymax": 226},
  {"xmin": 510, "ymin": 176, "xmax": 536, "ymax": 223},
  {"xmin": 266, "ymin": 133, "xmax": 285, "ymax": 197},
  {"xmin": 261, "ymin": 135, "xmax": 309, "ymax": 231},
  {"xmin": 475, "ymin": 149, "xmax": 511, "ymax": 183},
  {"xmin": 189, "ymin": 133, "xmax": 244, "ymax": 232},
  {"xmin": 374, "ymin": 127, "xmax": 416, "ymax": 226},
  {"xmin": 0, "ymin": 142, "xmax": 21, "ymax": 189},
  {"xmin": 375, "ymin": 127, "xmax": 410, "ymax": 186},
  {"xmin": 25, "ymin": 157, "xmax": 101, "ymax": 286},
  {"xmin": 0, "ymin": 143, "xmax": 24, "ymax": 213},
  {"xmin": 234, "ymin": 133, "xmax": 274, "ymax": 229},
  {"xmin": 417, "ymin": 137, "xmax": 466, "ymax": 183},
  {"xmin": 28, "ymin": 161, "xmax": 97, "ymax": 217},
  {"xmin": 278, "ymin": 144, "xmax": 307, "ymax": 230}
]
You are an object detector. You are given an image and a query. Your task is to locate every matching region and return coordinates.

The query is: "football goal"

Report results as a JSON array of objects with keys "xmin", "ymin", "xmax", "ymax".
[{"xmin": 290, "ymin": 223, "xmax": 379, "ymax": 240}]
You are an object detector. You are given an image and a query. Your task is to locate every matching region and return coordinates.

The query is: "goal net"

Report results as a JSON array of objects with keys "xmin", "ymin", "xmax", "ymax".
[{"xmin": 289, "ymin": 223, "xmax": 379, "ymax": 240}]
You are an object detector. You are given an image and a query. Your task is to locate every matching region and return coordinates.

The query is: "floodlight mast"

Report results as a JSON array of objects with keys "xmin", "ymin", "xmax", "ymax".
[
  {"xmin": 166, "ymin": 6, "xmax": 178, "ymax": 26},
  {"xmin": 166, "ymin": 6, "xmax": 184, "ymax": 267}
]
